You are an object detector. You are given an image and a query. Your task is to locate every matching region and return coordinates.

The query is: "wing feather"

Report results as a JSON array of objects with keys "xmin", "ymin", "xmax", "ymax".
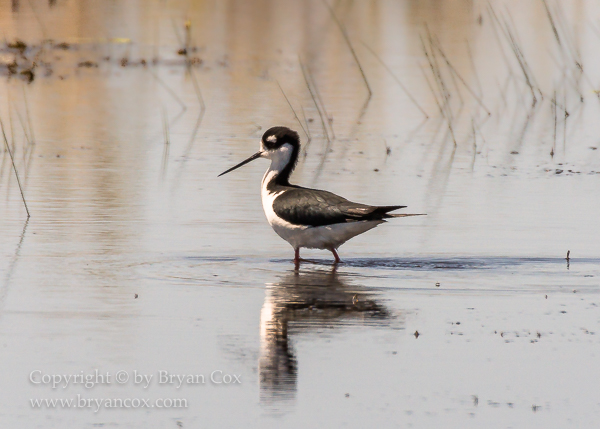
[{"xmin": 272, "ymin": 188, "xmax": 406, "ymax": 227}]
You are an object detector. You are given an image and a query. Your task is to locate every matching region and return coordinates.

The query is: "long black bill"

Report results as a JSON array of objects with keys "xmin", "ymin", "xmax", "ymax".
[{"xmin": 218, "ymin": 151, "xmax": 263, "ymax": 177}]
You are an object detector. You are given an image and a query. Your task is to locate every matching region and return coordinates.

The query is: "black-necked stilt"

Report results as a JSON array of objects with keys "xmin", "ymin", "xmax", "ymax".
[{"xmin": 219, "ymin": 126, "xmax": 424, "ymax": 264}]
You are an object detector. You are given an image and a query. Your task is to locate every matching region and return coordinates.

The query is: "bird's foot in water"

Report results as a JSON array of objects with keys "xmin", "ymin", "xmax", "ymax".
[
  {"xmin": 293, "ymin": 248, "xmax": 341, "ymax": 266},
  {"xmin": 330, "ymin": 249, "xmax": 341, "ymax": 264},
  {"xmin": 293, "ymin": 249, "xmax": 303, "ymax": 266}
]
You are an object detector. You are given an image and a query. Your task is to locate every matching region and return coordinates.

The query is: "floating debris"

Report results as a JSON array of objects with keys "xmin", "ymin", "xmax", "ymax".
[
  {"xmin": 7, "ymin": 39, "xmax": 27, "ymax": 53},
  {"xmin": 77, "ymin": 60, "xmax": 98, "ymax": 68},
  {"xmin": 20, "ymin": 69, "xmax": 34, "ymax": 83},
  {"xmin": 54, "ymin": 42, "xmax": 70, "ymax": 50}
]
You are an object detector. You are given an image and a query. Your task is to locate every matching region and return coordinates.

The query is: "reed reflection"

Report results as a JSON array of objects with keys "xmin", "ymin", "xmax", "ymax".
[{"xmin": 259, "ymin": 266, "xmax": 401, "ymax": 406}]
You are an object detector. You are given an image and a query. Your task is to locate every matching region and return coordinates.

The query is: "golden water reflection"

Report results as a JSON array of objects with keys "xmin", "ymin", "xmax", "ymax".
[{"xmin": 259, "ymin": 267, "xmax": 401, "ymax": 405}]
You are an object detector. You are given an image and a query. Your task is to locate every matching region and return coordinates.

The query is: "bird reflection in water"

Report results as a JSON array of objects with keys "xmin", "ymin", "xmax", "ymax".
[{"xmin": 259, "ymin": 266, "xmax": 400, "ymax": 406}]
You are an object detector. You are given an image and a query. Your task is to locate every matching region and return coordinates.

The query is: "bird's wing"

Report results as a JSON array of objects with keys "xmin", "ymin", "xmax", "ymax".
[{"xmin": 272, "ymin": 188, "xmax": 406, "ymax": 227}]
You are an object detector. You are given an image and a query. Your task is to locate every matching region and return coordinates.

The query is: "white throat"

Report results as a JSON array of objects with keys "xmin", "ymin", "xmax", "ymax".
[{"xmin": 261, "ymin": 143, "xmax": 294, "ymax": 188}]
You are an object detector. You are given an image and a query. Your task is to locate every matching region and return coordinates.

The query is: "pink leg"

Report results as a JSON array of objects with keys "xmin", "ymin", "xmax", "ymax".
[
  {"xmin": 331, "ymin": 248, "xmax": 341, "ymax": 264},
  {"xmin": 294, "ymin": 248, "xmax": 301, "ymax": 265}
]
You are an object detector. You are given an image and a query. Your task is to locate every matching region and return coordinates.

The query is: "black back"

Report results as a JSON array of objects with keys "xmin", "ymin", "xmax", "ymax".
[
  {"xmin": 272, "ymin": 187, "xmax": 406, "ymax": 227},
  {"xmin": 263, "ymin": 126, "xmax": 406, "ymax": 227}
]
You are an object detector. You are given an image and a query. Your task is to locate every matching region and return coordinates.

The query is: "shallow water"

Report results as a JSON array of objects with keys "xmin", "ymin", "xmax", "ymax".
[{"xmin": 0, "ymin": 0, "xmax": 599, "ymax": 428}]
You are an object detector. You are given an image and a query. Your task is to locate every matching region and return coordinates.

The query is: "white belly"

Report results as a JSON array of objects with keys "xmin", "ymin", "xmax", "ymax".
[
  {"xmin": 261, "ymin": 185, "xmax": 383, "ymax": 250},
  {"xmin": 275, "ymin": 220, "xmax": 384, "ymax": 250}
]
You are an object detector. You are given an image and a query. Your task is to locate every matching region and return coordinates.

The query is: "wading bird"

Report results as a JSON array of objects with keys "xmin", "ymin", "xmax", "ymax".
[{"xmin": 219, "ymin": 126, "xmax": 423, "ymax": 264}]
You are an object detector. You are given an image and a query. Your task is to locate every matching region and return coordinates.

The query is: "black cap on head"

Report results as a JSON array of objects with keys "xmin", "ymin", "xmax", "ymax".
[{"xmin": 261, "ymin": 127, "xmax": 300, "ymax": 150}]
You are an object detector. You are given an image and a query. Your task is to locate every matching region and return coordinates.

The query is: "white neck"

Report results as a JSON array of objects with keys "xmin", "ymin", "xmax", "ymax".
[{"xmin": 261, "ymin": 143, "xmax": 294, "ymax": 188}]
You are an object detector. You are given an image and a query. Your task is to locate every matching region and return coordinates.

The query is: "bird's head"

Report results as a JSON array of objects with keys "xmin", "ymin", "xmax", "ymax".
[
  {"xmin": 218, "ymin": 126, "xmax": 300, "ymax": 177},
  {"xmin": 259, "ymin": 126, "xmax": 300, "ymax": 156}
]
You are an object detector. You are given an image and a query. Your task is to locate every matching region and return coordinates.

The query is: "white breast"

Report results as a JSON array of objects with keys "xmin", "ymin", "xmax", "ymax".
[
  {"xmin": 261, "ymin": 174, "xmax": 383, "ymax": 250},
  {"xmin": 259, "ymin": 143, "xmax": 383, "ymax": 251},
  {"xmin": 261, "ymin": 174, "xmax": 309, "ymax": 248}
]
